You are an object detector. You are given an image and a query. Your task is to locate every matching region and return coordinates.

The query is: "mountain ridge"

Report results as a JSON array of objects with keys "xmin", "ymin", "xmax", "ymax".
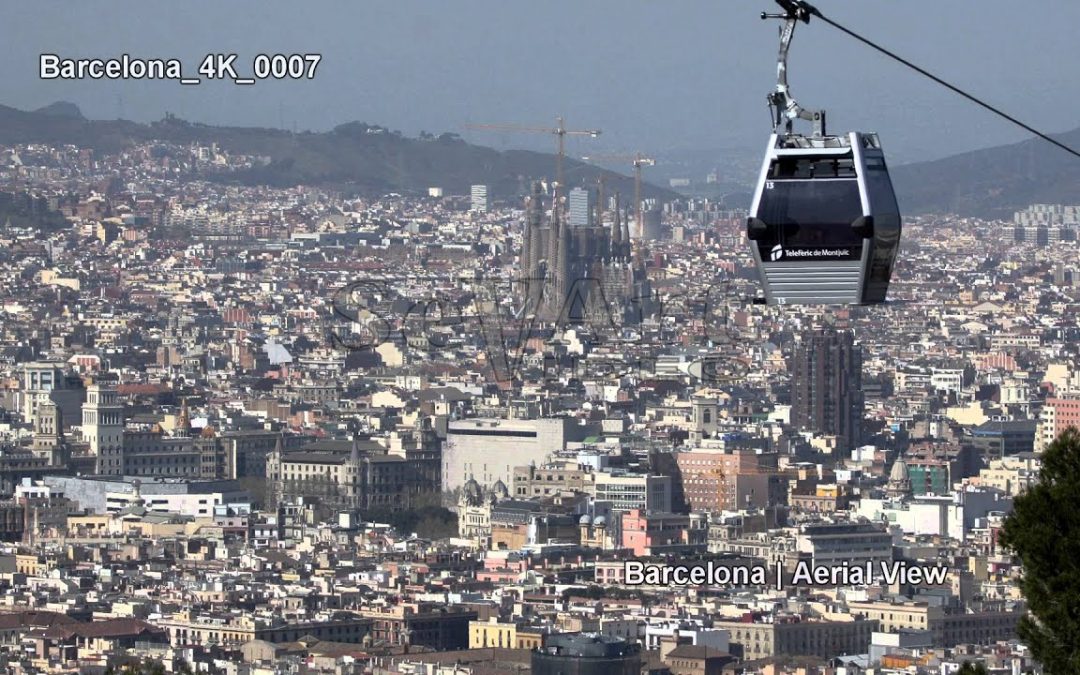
[
  {"xmin": 4, "ymin": 102, "xmax": 1079, "ymax": 217},
  {"xmin": 890, "ymin": 127, "xmax": 1080, "ymax": 219},
  {"xmin": 0, "ymin": 103, "xmax": 676, "ymax": 202}
]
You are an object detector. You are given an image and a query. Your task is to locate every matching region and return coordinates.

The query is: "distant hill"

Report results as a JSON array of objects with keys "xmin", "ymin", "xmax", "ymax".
[
  {"xmin": 34, "ymin": 101, "xmax": 86, "ymax": 120},
  {"xmin": 0, "ymin": 103, "xmax": 677, "ymax": 201},
  {"xmin": 892, "ymin": 127, "xmax": 1080, "ymax": 219}
]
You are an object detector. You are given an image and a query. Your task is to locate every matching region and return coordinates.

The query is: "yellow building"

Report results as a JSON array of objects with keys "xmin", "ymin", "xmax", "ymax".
[
  {"xmin": 14, "ymin": 554, "xmax": 50, "ymax": 577},
  {"xmin": 945, "ymin": 401, "xmax": 989, "ymax": 426},
  {"xmin": 37, "ymin": 269, "xmax": 81, "ymax": 291},
  {"xmin": 516, "ymin": 628, "xmax": 543, "ymax": 650},
  {"xmin": 469, "ymin": 619, "xmax": 516, "ymax": 649},
  {"xmin": 468, "ymin": 619, "xmax": 542, "ymax": 650}
]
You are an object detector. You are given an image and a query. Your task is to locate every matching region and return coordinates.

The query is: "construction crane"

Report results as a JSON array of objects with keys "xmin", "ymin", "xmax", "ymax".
[
  {"xmin": 465, "ymin": 116, "xmax": 601, "ymax": 190},
  {"xmin": 581, "ymin": 153, "xmax": 656, "ymax": 238}
]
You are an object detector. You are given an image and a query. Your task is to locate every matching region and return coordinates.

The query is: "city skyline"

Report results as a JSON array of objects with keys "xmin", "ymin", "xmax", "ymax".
[
  {"xmin": 0, "ymin": 2, "xmax": 1077, "ymax": 673},
  {"xmin": 5, "ymin": 0, "xmax": 1080, "ymax": 167}
]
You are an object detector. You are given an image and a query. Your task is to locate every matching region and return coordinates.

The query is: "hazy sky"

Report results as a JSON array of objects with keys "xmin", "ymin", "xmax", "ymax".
[{"xmin": 6, "ymin": 0, "xmax": 1080, "ymax": 166}]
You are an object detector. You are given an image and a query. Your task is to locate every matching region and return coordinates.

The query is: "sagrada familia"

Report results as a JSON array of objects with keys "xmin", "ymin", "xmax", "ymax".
[{"xmin": 518, "ymin": 182, "xmax": 652, "ymax": 327}]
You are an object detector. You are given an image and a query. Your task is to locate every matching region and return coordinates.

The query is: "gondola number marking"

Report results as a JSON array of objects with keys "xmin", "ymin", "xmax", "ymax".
[{"xmin": 765, "ymin": 181, "xmax": 775, "ymax": 190}]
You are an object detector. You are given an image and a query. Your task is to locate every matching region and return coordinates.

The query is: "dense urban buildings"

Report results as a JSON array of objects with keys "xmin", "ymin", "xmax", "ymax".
[{"xmin": 0, "ymin": 134, "xmax": 1065, "ymax": 675}]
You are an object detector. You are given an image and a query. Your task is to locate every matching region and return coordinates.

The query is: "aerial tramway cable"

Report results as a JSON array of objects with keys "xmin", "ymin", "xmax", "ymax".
[{"xmin": 786, "ymin": 0, "xmax": 1080, "ymax": 161}]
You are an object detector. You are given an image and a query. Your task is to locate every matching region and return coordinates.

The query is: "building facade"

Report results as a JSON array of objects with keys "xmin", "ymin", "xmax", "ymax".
[
  {"xmin": 268, "ymin": 428, "xmax": 441, "ymax": 513},
  {"xmin": 790, "ymin": 328, "xmax": 864, "ymax": 450},
  {"xmin": 443, "ymin": 417, "xmax": 592, "ymax": 493}
]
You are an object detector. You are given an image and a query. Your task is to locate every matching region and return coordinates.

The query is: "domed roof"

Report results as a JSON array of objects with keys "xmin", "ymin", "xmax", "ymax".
[
  {"xmin": 492, "ymin": 479, "xmax": 509, "ymax": 498},
  {"xmin": 593, "ymin": 515, "xmax": 606, "ymax": 526},
  {"xmin": 889, "ymin": 458, "xmax": 910, "ymax": 482},
  {"xmin": 579, "ymin": 514, "xmax": 592, "ymax": 525},
  {"xmin": 462, "ymin": 478, "xmax": 483, "ymax": 507}
]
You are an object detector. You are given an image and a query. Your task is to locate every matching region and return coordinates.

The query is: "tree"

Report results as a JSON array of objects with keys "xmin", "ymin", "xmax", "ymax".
[
  {"xmin": 1000, "ymin": 427, "xmax": 1080, "ymax": 673},
  {"xmin": 957, "ymin": 663, "xmax": 987, "ymax": 675}
]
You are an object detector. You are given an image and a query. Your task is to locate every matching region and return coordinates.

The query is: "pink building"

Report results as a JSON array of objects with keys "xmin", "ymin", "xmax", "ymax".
[{"xmin": 620, "ymin": 509, "xmax": 705, "ymax": 556}]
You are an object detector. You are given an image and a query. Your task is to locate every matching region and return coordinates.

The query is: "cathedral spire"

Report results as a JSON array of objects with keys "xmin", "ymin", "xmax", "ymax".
[
  {"xmin": 551, "ymin": 183, "xmax": 562, "ymax": 232},
  {"xmin": 619, "ymin": 206, "xmax": 631, "ymax": 254},
  {"xmin": 556, "ymin": 204, "xmax": 570, "ymax": 310},
  {"xmin": 523, "ymin": 181, "xmax": 543, "ymax": 277},
  {"xmin": 610, "ymin": 191, "xmax": 622, "ymax": 251},
  {"xmin": 548, "ymin": 183, "xmax": 562, "ymax": 294},
  {"xmin": 177, "ymin": 397, "xmax": 192, "ymax": 438},
  {"xmin": 350, "ymin": 433, "xmax": 361, "ymax": 464},
  {"xmin": 611, "ymin": 193, "xmax": 631, "ymax": 260}
]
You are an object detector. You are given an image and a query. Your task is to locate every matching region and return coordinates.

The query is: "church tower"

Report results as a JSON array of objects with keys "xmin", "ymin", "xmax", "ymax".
[
  {"xmin": 344, "ymin": 434, "xmax": 364, "ymax": 509},
  {"xmin": 523, "ymin": 181, "xmax": 546, "ymax": 312},
  {"xmin": 267, "ymin": 434, "xmax": 283, "ymax": 509},
  {"xmin": 176, "ymin": 398, "xmax": 192, "ymax": 438},
  {"xmin": 84, "ymin": 383, "xmax": 124, "ymax": 475},
  {"xmin": 886, "ymin": 457, "xmax": 912, "ymax": 499},
  {"xmin": 690, "ymin": 397, "xmax": 719, "ymax": 443},
  {"xmin": 31, "ymin": 401, "xmax": 67, "ymax": 465}
]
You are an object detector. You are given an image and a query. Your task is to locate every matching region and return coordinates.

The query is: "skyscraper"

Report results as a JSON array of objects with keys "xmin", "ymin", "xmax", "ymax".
[
  {"xmin": 470, "ymin": 184, "xmax": 489, "ymax": 212},
  {"xmin": 790, "ymin": 328, "xmax": 864, "ymax": 450},
  {"xmin": 567, "ymin": 187, "xmax": 593, "ymax": 227}
]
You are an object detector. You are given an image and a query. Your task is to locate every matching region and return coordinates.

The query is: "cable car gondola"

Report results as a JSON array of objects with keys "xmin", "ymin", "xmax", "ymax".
[{"xmin": 747, "ymin": 0, "xmax": 901, "ymax": 305}]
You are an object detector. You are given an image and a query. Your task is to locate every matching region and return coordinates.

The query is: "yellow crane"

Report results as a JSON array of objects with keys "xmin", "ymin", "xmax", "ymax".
[
  {"xmin": 581, "ymin": 153, "xmax": 656, "ymax": 238},
  {"xmin": 465, "ymin": 116, "xmax": 602, "ymax": 190}
]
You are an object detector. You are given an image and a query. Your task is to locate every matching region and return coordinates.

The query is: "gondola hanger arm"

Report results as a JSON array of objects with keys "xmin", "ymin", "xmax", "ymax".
[{"xmin": 763, "ymin": 0, "xmax": 826, "ymax": 137}]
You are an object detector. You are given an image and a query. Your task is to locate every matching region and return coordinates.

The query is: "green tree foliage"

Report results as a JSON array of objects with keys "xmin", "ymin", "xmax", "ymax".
[
  {"xmin": 957, "ymin": 662, "xmax": 988, "ymax": 675},
  {"xmin": 1000, "ymin": 427, "xmax": 1080, "ymax": 673},
  {"xmin": 360, "ymin": 505, "xmax": 458, "ymax": 539}
]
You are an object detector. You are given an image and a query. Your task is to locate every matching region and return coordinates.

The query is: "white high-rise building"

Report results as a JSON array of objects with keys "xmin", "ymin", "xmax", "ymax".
[
  {"xmin": 568, "ymin": 187, "xmax": 593, "ymax": 227},
  {"xmin": 83, "ymin": 383, "xmax": 125, "ymax": 475},
  {"xmin": 470, "ymin": 184, "xmax": 489, "ymax": 212}
]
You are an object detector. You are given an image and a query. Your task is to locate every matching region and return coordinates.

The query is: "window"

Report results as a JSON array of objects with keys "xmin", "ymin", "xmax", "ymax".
[
  {"xmin": 770, "ymin": 156, "xmax": 857, "ymax": 179},
  {"xmin": 757, "ymin": 179, "xmax": 864, "ymax": 249}
]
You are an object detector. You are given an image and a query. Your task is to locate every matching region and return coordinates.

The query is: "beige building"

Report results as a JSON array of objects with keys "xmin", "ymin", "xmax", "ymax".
[
  {"xmin": 159, "ymin": 610, "xmax": 372, "ymax": 648},
  {"xmin": 848, "ymin": 600, "xmax": 1022, "ymax": 647},
  {"xmin": 512, "ymin": 463, "xmax": 593, "ymax": 499},
  {"xmin": 268, "ymin": 429, "xmax": 440, "ymax": 513},
  {"xmin": 713, "ymin": 618, "xmax": 877, "ymax": 661},
  {"xmin": 968, "ymin": 454, "xmax": 1040, "ymax": 496}
]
